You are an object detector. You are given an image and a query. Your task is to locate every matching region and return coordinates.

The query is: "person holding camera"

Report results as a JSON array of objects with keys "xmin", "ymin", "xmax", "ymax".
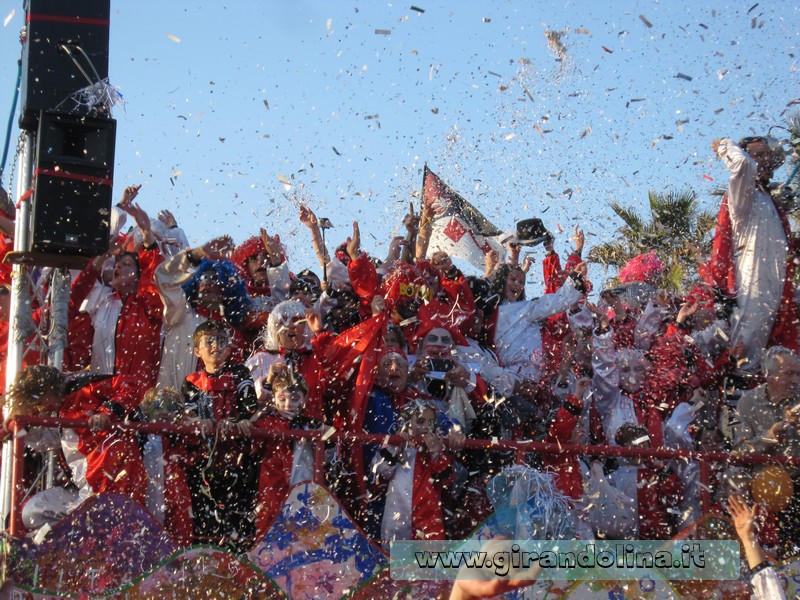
[{"xmin": 408, "ymin": 301, "xmax": 490, "ymax": 435}]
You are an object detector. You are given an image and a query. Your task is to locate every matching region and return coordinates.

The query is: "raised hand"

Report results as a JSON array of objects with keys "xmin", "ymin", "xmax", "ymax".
[
  {"xmin": 346, "ymin": 221, "xmax": 361, "ymax": 260},
  {"xmin": 202, "ymin": 235, "xmax": 234, "ymax": 260},
  {"xmin": 118, "ymin": 184, "xmax": 141, "ymax": 211},
  {"xmin": 299, "ymin": 204, "xmax": 318, "ymax": 229}
]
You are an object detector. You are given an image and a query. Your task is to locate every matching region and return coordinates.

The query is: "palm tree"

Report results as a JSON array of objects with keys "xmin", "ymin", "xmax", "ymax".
[{"xmin": 587, "ymin": 189, "xmax": 716, "ymax": 292}]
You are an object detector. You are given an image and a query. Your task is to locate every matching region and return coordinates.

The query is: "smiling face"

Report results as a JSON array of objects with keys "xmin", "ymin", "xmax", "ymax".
[
  {"xmin": 766, "ymin": 353, "xmax": 800, "ymax": 402},
  {"xmin": 503, "ymin": 268, "xmax": 526, "ymax": 303},
  {"xmin": 420, "ymin": 327, "xmax": 454, "ymax": 359},
  {"xmin": 375, "ymin": 352, "xmax": 409, "ymax": 394},
  {"xmin": 745, "ymin": 140, "xmax": 776, "ymax": 184},
  {"xmin": 431, "ymin": 251, "xmax": 455, "ymax": 277},
  {"xmin": 273, "ymin": 386, "xmax": 306, "ymax": 420},
  {"xmin": 194, "ymin": 333, "xmax": 231, "ymax": 373},
  {"xmin": 408, "ymin": 407, "xmax": 436, "ymax": 436},
  {"xmin": 618, "ymin": 356, "xmax": 648, "ymax": 394},
  {"xmin": 245, "ymin": 251, "xmax": 270, "ymax": 285},
  {"xmin": 276, "ymin": 316, "xmax": 307, "ymax": 350}
]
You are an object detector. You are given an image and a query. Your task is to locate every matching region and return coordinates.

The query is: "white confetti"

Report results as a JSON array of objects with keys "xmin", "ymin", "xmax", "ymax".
[
  {"xmin": 166, "ymin": 33, "xmax": 181, "ymax": 43},
  {"xmin": 3, "ymin": 8, "xmax": 14, "ymax": 27}
]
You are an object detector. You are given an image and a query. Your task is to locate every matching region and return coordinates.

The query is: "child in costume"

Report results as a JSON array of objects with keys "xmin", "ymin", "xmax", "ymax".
[
  {"xmin": 182, "ymin": 320, "xmax": 258, "ymax": 549},
  {"xmin": 369, "ymin": 399, "xmax": 455, "ymax": 546},
  {"xmin": 137, "ymin": 387, "xmax": 193, "ymax": 546},
  {"xmin": 251, "ymin": 370, "xmax": 325, "ymax": 539}
]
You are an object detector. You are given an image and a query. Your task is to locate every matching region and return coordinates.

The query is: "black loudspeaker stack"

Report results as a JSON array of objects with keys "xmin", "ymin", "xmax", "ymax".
[{"xmin": 16, "ymin": 0, "xmax": 116, "ymax": 264}]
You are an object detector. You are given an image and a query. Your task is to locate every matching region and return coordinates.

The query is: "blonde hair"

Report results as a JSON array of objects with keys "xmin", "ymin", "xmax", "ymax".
[
  {"xmin": 140, "ymin": 387, "xmax": 184, "ymax": 421},
  {"xmin": 6, "ymin": 366, "xmax": 65, "ymax": 420}
]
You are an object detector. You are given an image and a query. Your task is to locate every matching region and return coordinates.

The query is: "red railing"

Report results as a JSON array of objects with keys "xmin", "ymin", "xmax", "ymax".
[{"xmin": 4, "ymin": 415, "xmax": 799, "ymax": 538}]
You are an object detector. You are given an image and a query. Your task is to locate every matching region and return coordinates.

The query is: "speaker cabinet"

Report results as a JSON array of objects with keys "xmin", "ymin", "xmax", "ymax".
[
  {"xmin": 29, "ymin": 111, "xmax": 116, "ymax": 259},
  {"xmin": 20, "ymin": 0, "xmax": 110, "ymax": 130}
]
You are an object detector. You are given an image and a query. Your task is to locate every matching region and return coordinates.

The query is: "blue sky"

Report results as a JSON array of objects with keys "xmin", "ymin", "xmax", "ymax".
[{"xmin": 0, "ymin": 1, "xmax": 798, "ymax": 294}]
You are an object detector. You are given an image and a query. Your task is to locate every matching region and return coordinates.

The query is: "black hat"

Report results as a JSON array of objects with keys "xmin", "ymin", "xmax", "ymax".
[{"xmin": 514, "ymin": 218, "xmax": 550, "ymax": 247}]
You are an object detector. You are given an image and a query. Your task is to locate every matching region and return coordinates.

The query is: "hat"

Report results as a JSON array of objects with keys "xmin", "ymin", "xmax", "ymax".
[
  {"xmin": 413, "ymin": 299, "xmax": 469, "ymax": 348},
  {"xmin": 513, "ymin": 218, "xmax": 550, "ymax": 246}
]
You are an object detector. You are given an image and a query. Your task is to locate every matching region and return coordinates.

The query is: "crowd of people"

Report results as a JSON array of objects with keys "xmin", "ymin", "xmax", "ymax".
[{"xmin": 3, "ymin": 133, "xmax": 800, "ymax": 583}]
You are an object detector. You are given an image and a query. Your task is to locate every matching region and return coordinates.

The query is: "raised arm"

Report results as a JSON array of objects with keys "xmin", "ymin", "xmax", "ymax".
[{"xmin": 299, "ymin": 204, "xmax": 330, "ymax": 270}]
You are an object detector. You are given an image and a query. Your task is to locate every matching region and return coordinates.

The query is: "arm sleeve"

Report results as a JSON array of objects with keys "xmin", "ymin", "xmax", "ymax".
[
  {"xmin": 749, "ymin": 564, "xmax": 787, "ymax": 600},
  {"xmin": 154, "ymin": 250, "xmax": 195, "ymax": 329},
  {"xmin": 592, "ymin": 329, "xmax": 622, "ymax": 416},
  {"xmin": 717, "ymin": 138, "xmax": 757, "ymax": 224},
  {"xmin": 521, "ymin": 276, "xmax": 583, "ymax": 323},
  {"xmin": 267, "ymin": 261, "xmax": 291, "ymax": 302},
  {"xmin": 137, "ymin": 245, "xmax": 166, "ymax": 320},
  {"xmin": 347, "ymin": 254, "xmax": 380, "ymax": 303},
  {"xmin": 70, "ymin": 263, "xmax": 102, "ymax": 315},
  {"xmin": 542, "ymin": 252, "xmax": 565, "ymax": 294},
  {"xmin": 546, "ymin": 395, "xmax": 582, "ymax": 443}
]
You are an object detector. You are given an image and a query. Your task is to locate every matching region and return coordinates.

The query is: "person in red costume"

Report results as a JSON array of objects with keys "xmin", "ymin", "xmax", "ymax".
[
  {"xmin": 245, "ymin": 299, "xmax": 333, "ymax": 424},
  {"xmin": 540, "ymin": 226, "xmax": 586, "ymax": 380},
  {"xmin": 7, "ymin": 366, "xmax": 147, "ymax": 534},
  {"xmin": 607, "ymin": 423, "xmax": 683, "ymax": 539},
  {"xmin": 69, "ymin": 185, "xmax": 164, "ymax": 403},
  {"xmin": 230, "ymin": 228, "xmax": 291, "ymax": 350},
  {"xmin": 369, "ymin": 399, "xmax": 455, "ymax": 546},
  {"xmin": 251, "ymin": 370, "xmax": 325, "ymax": 540}
]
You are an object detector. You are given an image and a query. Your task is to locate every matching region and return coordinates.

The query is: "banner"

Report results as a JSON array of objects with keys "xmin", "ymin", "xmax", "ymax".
[{"xmin": 422, "ymin": 166, "xmax": 507, "ymax": 269}]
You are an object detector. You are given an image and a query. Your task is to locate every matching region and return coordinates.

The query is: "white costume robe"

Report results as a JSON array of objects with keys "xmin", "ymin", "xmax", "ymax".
[{"xmin": 717, "ymin": 138, "xmax": 788, "ymax": 370}]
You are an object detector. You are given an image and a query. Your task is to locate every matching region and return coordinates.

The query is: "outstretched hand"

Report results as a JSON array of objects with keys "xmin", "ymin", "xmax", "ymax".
[
  {"xmin": 346, "ymin": 221, "xmax": 361, "ymax": 260},
  {"xmin": 118, "ymin": 184, "xmax": 141, "ymax": 211},
  {"xmin": 299, "ymin": 204, "xmax": 318, "ymax": 229},
  {"xmin": 727, "ymin": 495, "xmax": 757, "ymax": 542},
  {"xmin": 202, "ymin": 235, "xmax": 234, "ymax": 260}
]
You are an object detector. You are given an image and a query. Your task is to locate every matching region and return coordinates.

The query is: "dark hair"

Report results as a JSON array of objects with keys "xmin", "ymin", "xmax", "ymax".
[
  {"xmin": 192, "ymin": 320, "xmax": 231, "ymax": 347},
  {"xmin": 290, "ymin": 276, "xmax": 322, "ymax": 300},
  {"xmin": 116, "ymin": 251, "xmax": 140, "ymax": 278},
  {"xmin": 296, "ymin": 269, "xmax": 320, "ymax": 286},
  {"xmin": 614, "ymin": 422, "xmax": 649, "ymax": 447},
  {"xmin": 738, "ymin": 136, "xmax": 768, "ymax": 151},
  {"xmin": 492, "ymin": 264, "xmax": 526, "ymax": 302},
  {"xmin": 467, "ymin": 275, "xmax": 501, "ymax": 314},
  {"xmin": 272, "ymin": 370, "xmax": 309, "ymax": 394}
]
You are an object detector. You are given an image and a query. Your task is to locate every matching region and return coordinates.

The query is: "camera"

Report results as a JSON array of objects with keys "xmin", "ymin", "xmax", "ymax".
[{"xmin": 425, "ymin": 358, "xmax": 454, "ymax": 400}]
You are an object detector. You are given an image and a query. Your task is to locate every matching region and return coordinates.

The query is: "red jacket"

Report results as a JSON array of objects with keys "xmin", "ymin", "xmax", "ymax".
[
  {"xmin": 59, "ymin": 376, "xmax": 146, "ymax": 504},
  {"xmin": 70, "ymin": 246, "xmax": 165, "ymax": 401},
  {"xmin": 635, "ymin": 465, "xmax": 683, "ymax": 540},
  {"xmin": 374, "ymin": 444, "xmax": 455, "ymax": 541},
  {"xmin": 647, "ymin": 323, "xmax": 716, "ymax": 416},
  {"xmin": 252, "ymin": 412, "xmax": 322, "ymax": 538},
  {"xmin": 544, "ymin": 394, "xmax": 585, "ymax": 499}
]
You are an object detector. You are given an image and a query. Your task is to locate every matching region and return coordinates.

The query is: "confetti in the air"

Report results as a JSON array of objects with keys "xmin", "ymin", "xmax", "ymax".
[
  {"xmin": 3, "ymin": 9, "xmax": 14, "ymax": 27},
  {"xmin": 166, "ymin": 33, "xmax": 181, "ymax": 43}
]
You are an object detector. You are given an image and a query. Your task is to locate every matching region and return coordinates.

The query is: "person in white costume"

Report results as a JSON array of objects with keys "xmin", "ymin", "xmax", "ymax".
[{"xmin": 711, "ymin": 136, "xmax": 795, "ymax": 371}]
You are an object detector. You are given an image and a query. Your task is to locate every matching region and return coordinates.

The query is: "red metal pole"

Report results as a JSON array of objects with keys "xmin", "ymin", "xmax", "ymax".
[
  {"xmin": 9, "ymin": 422, "xmax": 26, "ymax": 537},
  {"xmin": 699, "ymin": 460, "xmax": 712, "ymax": 515}
]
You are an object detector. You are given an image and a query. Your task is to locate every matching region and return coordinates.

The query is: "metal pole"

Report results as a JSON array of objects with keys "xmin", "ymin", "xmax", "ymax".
[{"xmin": 0, "ymin": 130, "xmax": 33, "ymax": 525}]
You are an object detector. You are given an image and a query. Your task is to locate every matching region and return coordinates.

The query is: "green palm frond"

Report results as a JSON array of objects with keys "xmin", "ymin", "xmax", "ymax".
[
  {"xmin": 586, "ymin": 241, "xmax": 631, "ymax": 268},
  {"xmin": 610, "ymin": 201, "xmax": 645, "ymax": 233},
  {"xmin": 587, "ymin": 187, "xmax": 715, "ymax": 291}
]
